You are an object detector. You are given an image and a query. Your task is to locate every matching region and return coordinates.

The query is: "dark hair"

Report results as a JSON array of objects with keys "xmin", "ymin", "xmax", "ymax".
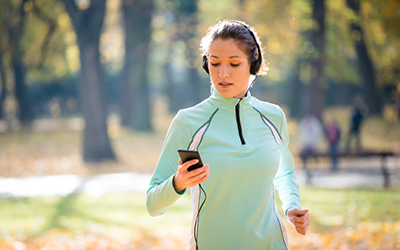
[{"xmin": 200, "ymin": 20, "xmax": 268, "ymax": 75}]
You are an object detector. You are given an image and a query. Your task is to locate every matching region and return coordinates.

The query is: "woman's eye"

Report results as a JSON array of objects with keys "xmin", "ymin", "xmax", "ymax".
[
  {"xmin": 210, "ymin": 63, "xmax": 220, "ymax": 66},
  {"xmin": 231, "ymin": 63, "xmax": 240, "ymax": 67}
]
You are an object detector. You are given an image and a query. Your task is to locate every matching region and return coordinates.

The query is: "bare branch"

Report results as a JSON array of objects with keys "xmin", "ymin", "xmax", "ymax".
[
  {"xmin": 31, "ymin": 0, "xmax": 58, "ymax": 69},
  {"xmin": 38, "ymin": 24, "xmax": 56, "ymax": 69}
]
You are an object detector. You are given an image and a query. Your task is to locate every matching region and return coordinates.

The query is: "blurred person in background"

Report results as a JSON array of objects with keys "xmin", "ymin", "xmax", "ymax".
[
  {"xmin": 325, "ymin": 116, "xmax": 341, "ymax": 171},
  {"xmin": 147, "ymin": 20, "xmax": 309, "ymax": 250},
  {"xmin": 345, "ymin": 97, "xmax": 368, "ymax": 153},
  {"xmin": 299, "ymin": 113, "xmax": 323, "ymax": 157}
]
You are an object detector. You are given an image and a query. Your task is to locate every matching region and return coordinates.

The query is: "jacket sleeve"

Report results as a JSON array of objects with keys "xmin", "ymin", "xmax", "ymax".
[
  {"xmin": 146, "ymin": 110, "xmax": 192, "ymax": 217},
  {"xmin": 274, "ymin": 108, "xmax": 301, "ymax": 218}
]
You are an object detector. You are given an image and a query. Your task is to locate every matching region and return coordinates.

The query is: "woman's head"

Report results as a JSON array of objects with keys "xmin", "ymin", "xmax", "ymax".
[
  {"xmin": 200, "ymin": 20, "xmax": 268, "ymax": 98},
  {"xmin": 200, "ymin": 20, "xmax": 268, "ymax": 76}
]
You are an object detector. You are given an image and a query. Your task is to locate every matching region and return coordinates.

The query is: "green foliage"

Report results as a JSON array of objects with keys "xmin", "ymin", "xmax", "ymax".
[
  {"xmin": 0, "ymin": 0, "xmax": 74, "ymax": 83},
  {"xmin": 2, "ymin": 0, "xmax": 399, "ymax": 121},
  {"xmin": 361, "ymin": 0, "xmax": 400, "ymax": 87}
]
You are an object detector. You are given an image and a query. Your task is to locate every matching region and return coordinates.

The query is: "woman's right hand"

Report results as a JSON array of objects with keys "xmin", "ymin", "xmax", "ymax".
[{"xmin": 173, "ymin": 158, "xmax": 210, "ymax": 193}]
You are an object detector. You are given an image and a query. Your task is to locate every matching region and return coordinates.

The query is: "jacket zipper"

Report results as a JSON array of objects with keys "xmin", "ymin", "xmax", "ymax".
[{"xmin": 235, "ymin": 99, "xmax": 246, "ymax": 145}]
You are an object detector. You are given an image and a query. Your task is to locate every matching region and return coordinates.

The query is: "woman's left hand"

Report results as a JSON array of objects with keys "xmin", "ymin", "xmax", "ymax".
[{"xmin": 286, "ymin": 207, "xmax": 310, "ymax": 235}]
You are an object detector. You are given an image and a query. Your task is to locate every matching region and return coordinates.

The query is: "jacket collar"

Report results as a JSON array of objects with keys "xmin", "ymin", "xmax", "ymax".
[{"xmin": 209, "ymin": 89, "xmax": 253, "ymax": 111}]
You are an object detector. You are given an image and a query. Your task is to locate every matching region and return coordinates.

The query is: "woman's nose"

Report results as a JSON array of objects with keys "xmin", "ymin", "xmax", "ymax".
[{"xmin": 219, "ymin": 64, "xmax": 229, "ymax": 78}]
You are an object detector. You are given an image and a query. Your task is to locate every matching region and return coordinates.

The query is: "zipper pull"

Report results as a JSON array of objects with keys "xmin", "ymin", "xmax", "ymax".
[{"xmin": 235, "ymin": 99, "xmax": 246, "ymax": 145}]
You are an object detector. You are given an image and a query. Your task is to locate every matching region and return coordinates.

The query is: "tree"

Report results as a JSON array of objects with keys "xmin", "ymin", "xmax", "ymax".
[
  {"xmin": 161, "ymin": 21, "xmax": 180, "ymax": 113},
  {"xmin": 4, "ymin": 0, "xmax": 34, "ymax": 126},
  {"xmin": 180, "ymin": 1, "xmax": 202, "ymax": 107},
  {"xmin": 346, "ymin": 0, "xmax": 383, "ymax": 115},
  {"xmin": 366, "ymin": 0, "xmax": 400, "ymax": 93},
  {"xmin": 165, "ymin": 0, "xmax": 204, "ymax": 110},
  {"xmin": 61, "ymin": 0, "xmax": 115, "ymax": 162},
  {"xmin": 0, "ymin": 30, "xmax": 7, "ymax": 120},
  {"xmin": 120, "ymin": 0, "xmax": 154, "ymax": 131},
  {"xmin": 307, "ymin": 0, "xmax": 326, "ymax": 119},
  {"xmin": 155, "ymin": 3, "xmax": 183, "ymax": 113},
  {"xmin": 288, "ymin": 57, "xmax": 303, "ymax": 118},
  {"xmin": 0, "ymin": 0, "xmax": 73, "ymax": 123}
]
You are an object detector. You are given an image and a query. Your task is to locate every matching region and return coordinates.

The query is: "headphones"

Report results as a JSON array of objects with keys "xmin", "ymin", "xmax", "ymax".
[{"xmin": 202, "ymin": 22, "xmax": 262, "ymax": 75}]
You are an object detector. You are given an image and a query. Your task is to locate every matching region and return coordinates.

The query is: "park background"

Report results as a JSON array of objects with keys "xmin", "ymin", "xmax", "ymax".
[{"xmin": 0, "ymin": 0, "xmax": 400, "ymax": 249}]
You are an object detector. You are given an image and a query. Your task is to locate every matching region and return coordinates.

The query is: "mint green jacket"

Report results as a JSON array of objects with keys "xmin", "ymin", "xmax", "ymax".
[{"xmin": 147, "ymin": 90, "xmax": 301, "ymax": 250}]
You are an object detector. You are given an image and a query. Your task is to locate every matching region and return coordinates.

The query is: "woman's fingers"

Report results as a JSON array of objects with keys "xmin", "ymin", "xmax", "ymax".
[
  {"xmin": 185, "ymin": 164, "xmax": 210, "ymax": 186},
  {"xmin": 175, "ymin": 161, "xmax": 210, "ymax": 191},
  {"xmin": 294, "ymin": 215, "xmax": 310, "ymax": 235},
  {"xmin": 287, "ymin": 208, "xmax": 310, "ymax": 235},
  {"xmin": 295, "ymin": 217, "xmax": 310, "ymax": 228},
  {"xmin": 178, "ymin": 159, "xmax": 200, "ymax": 173},
  {"xmin": 294, "ymin": 212, "xmax": 309, "ymax": 223}
]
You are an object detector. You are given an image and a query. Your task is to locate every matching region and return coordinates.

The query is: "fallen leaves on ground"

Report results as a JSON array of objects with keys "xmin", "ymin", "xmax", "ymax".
[
  {"xmin": 287, "ymin": 220, "xmax": 400, "ymax": 250},
  {"xmin": 1, "ymin": 220, "xmax": 399, "ymax": 250}
]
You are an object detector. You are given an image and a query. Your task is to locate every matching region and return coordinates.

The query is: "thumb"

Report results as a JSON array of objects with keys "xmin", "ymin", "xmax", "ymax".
[{"xmin": 296, "ymin": 208, "xmax": 309, "ymax": 216}]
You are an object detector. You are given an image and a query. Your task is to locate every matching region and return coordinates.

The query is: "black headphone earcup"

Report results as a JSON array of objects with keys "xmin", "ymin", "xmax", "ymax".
[
  {"xmin": 202, "ymin": 56, "xmax": 209, "ymax": 74},
  {"xmin": 250, "ymin": 60, "xmax": 261, "ymax": 75}
]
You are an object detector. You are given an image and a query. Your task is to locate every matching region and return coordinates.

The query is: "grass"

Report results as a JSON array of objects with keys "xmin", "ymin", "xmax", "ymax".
[
  {"xmin": 0, "ymin": 189, "xmax": 399, "ymax": 249},
  {"xmin": 0, "ymin": 193, "xmax": 192, "ymax": 250}
]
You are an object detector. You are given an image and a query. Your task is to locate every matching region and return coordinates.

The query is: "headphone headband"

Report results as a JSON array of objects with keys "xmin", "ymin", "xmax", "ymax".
[{"xmin": 203, "ymin": 21, "xmax": 262, "ymax": 75}]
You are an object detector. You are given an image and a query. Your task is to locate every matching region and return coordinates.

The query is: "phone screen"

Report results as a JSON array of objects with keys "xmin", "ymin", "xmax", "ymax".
[{"xmin": 178, "ymin": 150, "xmax": 204, "ymax": 171}]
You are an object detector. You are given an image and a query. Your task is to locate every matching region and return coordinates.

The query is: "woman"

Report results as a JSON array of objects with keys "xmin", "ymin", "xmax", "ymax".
[{"xmin": 147, "ymin": 20, "xmax": 310, "ymax": 250}]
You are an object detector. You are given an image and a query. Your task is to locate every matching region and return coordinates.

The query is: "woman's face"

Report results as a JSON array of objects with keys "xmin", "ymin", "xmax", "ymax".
[{"xmin": 207, "ymin": 38, "xmax": 252, "ymax": 99}]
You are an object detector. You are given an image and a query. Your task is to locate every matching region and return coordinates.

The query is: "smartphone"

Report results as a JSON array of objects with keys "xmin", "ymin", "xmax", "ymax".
[{"xmin": 178, "ymin": 149, "xmax": 204, "ymax": 171}]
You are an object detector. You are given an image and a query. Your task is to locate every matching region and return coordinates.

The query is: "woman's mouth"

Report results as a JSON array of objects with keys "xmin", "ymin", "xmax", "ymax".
[{"xmin": 219, "ymin": 82, "xmax": 233, "ymax": 87}]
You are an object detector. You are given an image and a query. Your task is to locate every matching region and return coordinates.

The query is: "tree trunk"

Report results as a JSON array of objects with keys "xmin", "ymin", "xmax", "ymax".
[
  {"xmin": 307, "ymin": 0, "xmax": 326, "ymax": 120},
  {"xmin": 346, "ymin": 0, "xmax": 383, "ymax": 115},
  {"xmin": 121, "ymin": 0, "xmax": 153, "ymax": 131},
  {"xmin": 288, "ymin": 57, "xmax": 303, "ymax": 119},
  {"xmin": 6, "ymin": 0, "xmax": 33, "ymax": 126},
  {"xmin": 163, "ymin": 37, "xmax": 180, "ymax": 113},
  {"xmin": 0, "ymin": 50, "xmax": 7, "ymax": 120},
  {"xmin": 12, "ymin": 59, "xmax": 33, "ymax": 125},
  {"xmin": 182, "ymin": 12, "xmax": 202, "ymax": 107},
  {"xmin": 61, "ymin": 0, "xmax": 115, "ymax": 162}
]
